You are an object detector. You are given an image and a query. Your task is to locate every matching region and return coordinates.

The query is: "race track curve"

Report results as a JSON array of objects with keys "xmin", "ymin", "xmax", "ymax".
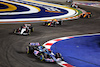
[
  {"xmin": 0, "ymin": 0, "xmax": 78, "ymax": 23},
  {"xmin": 0, "ymin": 1, "xmax": 100, "ymax": 67}
]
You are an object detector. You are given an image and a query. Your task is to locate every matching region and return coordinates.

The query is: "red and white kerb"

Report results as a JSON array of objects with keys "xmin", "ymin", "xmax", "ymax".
[{"xmin": 43, "ymin": 36, "xmax": 74, "ymax": 67}]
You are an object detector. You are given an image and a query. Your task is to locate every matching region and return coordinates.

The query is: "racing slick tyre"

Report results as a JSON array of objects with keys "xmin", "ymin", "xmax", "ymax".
[
  {"xmin": 13, "ymin": 29, "xmax": 16, "ymax": 34},
  {"xmin": 55, "ymin": 53, "xmax": 64, "ymax": 61},
  {"xmin": 55, "ymin": 53, "xmax": 62, "ymax": 58},
  {"xmin": 86, "ymin": 15, "xmax": 89, "ymax": 18},
  {"xmin": 81, "ymin": 14, "xmax": 85, "ymax": 18},
  {"xmin": 89, "ymin": 14, "xmax": 92, "ymax": 18},
  {"xmin": 39, "ymin": 53, "xmax": 44, "ymax": 61},
  {"xmin": 28, "ymin": 31, "xmax": 31, "ymax": 35},
  {"xmin": 26, "ymin": 46, "xmax": 34, "ymax": 54},
  {"xmin": 26, "ymin": 46, "xmax": 30, "ymax": 54},
  {"xmin": 80, "ymin": 14, "xmax": 83, "ymax": 18},
  {"xmin": 31, "ymin": 28, "xmax": 34, "ymax": 32},
  {"xmin": 86, "ymin": 14, "xmax": 91, "ymax": 18},
  {"xmin": 30, "ymin": 27, "xmax": 34, "ymax": 32},
  {"xmin": 59, "ymin": 21, "xmax": 61, "ymax": 25}
]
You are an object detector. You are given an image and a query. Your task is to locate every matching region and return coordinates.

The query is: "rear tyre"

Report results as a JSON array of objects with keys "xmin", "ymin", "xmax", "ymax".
[
  {"xmin": 30, "ymin": 27, "xmax": 34, "ymax": 32},
  {"xmin": 28, "ymin": 31, "xmax": 31, "ymax": 35},
  {"xmin": 59, "ymin": 21, "xmax": 61, "ymax": 25},
  {"xmin": 31, "ymin": 28, "xmax": 34, "ymax": 32},
  {"xmin": 55, "ymin": 53, "xmax": 62, "ymax": 58},
  {"xmin": 55, "ymin": 53, "xmax": 64, "ymax": 61},
  {"xmin": 26, "ymin": 46, "xmax": 34, "ymax": 54}
]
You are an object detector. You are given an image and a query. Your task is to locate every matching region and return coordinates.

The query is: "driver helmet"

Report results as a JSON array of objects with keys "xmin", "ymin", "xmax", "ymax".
[
  {"xmin": 55, "ymin": 19, "xmax": 58, "ymax": 22},
  {"xmin": 38, "ymin": 46, "xmax": 43, "ymax": 49},
  {"xmin": 38, "ymin": 46, "xmax": 43, "ymax": 52}
]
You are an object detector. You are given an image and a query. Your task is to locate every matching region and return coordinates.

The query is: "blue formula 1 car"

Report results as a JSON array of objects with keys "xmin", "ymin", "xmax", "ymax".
[{"xmin": 26, "ymin": 42, "xmax": 64, "ymax": 62}]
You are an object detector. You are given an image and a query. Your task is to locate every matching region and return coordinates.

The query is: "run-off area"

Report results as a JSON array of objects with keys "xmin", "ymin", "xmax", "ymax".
[{"xmin": 51, "ymin": 35, "xmax": 100, "ymax": 67}]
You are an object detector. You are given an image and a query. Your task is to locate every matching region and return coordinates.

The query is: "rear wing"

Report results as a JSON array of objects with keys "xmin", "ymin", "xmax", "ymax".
[
  {"xmin": 29, "ymin": 42, "xmax": 40, "ymax": 46},
  {"xmin": 24, "ymin": 24, "xmax": 31, "ymax": 27}
]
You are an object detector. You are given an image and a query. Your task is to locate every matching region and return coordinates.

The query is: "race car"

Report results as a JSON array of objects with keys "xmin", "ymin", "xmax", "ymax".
[
  {"xmin": 80, "ymin": 12, "xmax": 92, "ymax": 18},
  {"xmin": 26, "ymin": 42, "xmax": 64, "ymax": 62},
  {"xmin": 43, "ymin": 19, "xmax": 62, "ymax": 27},
  {"xmin": 13, "ymin": 24, "xmax": 34, "ymax": 35},
  {"xmin": 66, "ymin": 0, "xmax": 73, "ymax": 3},
  {"xmin": 71, "ymin": 3, "xmax": 79, "ymax": 8}
]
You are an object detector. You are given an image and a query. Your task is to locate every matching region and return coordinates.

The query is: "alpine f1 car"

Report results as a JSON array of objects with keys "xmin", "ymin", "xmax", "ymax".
[
  {"xmin": 26, "ymin": 42, "xmax": 64, "ymax": 62},
  {"xmin": 13, "ymin": 24, "xmax": 34, "ymax": 35},
  {"xmin": 43, "ymin": 19, "xmax": 63, "ymax": 27}
]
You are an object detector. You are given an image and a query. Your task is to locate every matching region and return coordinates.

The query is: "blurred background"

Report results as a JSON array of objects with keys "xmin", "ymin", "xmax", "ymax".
[{"xmin": 73, "ymin": 0, "xmax": 100, "ymax": 1}]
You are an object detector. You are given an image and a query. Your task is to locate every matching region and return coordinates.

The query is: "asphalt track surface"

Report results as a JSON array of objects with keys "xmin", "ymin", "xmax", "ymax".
[{"xmin": 0, "ymin": 1, "xmax": 100, "ymax": 67}]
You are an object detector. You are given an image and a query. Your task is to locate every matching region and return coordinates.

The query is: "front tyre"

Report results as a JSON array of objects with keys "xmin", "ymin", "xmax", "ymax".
[
  {"xmin": 26, "ymin": 46, "xmax": 29, "ymax": 54},
  {"xmin": 13, "ymin": 29, "xmax": 16, "ymax": 33},
  {"xmin": 39, "ymin": 53, "xmax": 44, "ymax": 61},
  {"xmin": 30, "ymin": 27, "xmax": 34, "ymax": 32}
]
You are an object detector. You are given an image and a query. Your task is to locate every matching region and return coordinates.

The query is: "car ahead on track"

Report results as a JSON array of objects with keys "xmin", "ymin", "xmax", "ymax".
[
  {"xmin": 71, "ymin": 3, "xmax": 79, "ymax": 8},
  {"xmin": 13, "ymin": 24, "xmax": 34, "ymax": 35},
  {"xmin": 66, "ymin": 0, "xmax": 73, "ymax": 3},
  {"xmin": 26, "ymin": 42, "xmax": 64, "ymax": 62},
  {"xmin": 80, "ymin": 11, "xmax": 92, "ymax": 18},
  {"xmin": 43, "ymin": 19, "xmax": 63, "ymax": 27}
]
